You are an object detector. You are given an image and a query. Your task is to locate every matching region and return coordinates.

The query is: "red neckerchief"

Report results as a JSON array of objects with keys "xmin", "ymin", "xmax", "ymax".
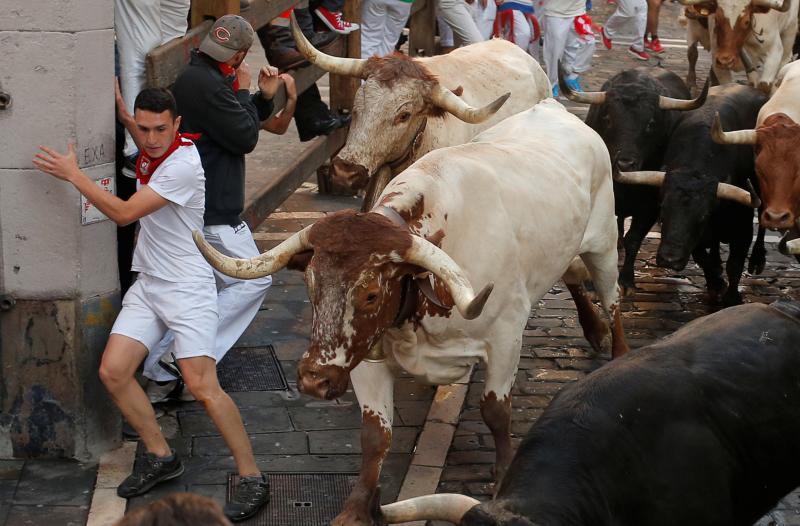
[
  {"xmin": 136, "ymin": 132, "xmax": 201, "ymax": 185},
  {"xmin": 218, "ymin": 62, "xmax": 240, "ymax": 91}
]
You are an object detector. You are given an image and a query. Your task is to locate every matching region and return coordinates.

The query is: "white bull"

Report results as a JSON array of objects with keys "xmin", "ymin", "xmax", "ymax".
[
  {"xmin": 679, "ymin": 0, "xmax": 798, "ymax": 92},
  {"xmin": 289, "ymin": 14, "xmax": 551, "ymax": 206},
  {"xmin": 194, "ymin": 99, "xmax": 628, "ymax": 526}
]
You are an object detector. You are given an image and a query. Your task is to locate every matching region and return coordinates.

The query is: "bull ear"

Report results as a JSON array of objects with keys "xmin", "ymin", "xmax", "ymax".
[{"xmin": 287, "ymin": 250, "xmax": 313, "ymax": 271}]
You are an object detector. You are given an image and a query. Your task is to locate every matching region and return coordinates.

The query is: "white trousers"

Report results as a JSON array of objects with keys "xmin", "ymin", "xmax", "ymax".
[
  {"xmin": 542, "ymin": 15, "xmax": 595, "ymax": 86},
  {"xmin": 439, "ymin": 0, "xmax": 496, "ymax": 46},
  {"xmin": 361, "ymin": 0, "xmax": 412, "ymax": 57},
  {"xmin": 115, "ymin": 0, "xmax": 190, "ymax": 158},
  {"xmin": 437, "ymin": 0, "xmax": 484, "ymax": 46},
  {"xmin": 143, "ymin": 222, "xmax": 272, "ymax": 381},
  {"xmin": 602, "ymin": 0, "xmax": 646, "ymax": 51}
]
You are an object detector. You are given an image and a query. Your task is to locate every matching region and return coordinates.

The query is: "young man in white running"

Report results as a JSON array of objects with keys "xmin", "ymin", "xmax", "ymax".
[
  {"xmin": 599, "ymin": 0, "xmax": 650, "ymax": 60},
  {"xmin": 33, "ymin": 88, "xmax": 268, "ymax": 523}
]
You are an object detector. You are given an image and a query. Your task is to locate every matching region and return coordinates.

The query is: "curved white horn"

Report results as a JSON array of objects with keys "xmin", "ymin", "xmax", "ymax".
[
  {"xmin": 558, "ymin": 61, "xmax": 606, "ymax": 104},
  {"xmin": 429, "ymin": 83, "xmax": 510, "ymax": 124},
  {"xmin": 753, "ymin": 0, "xmax": 791, "ymax": 11},
  {"xmin": 786, "ymin": 238, "xmax": 800, "ymax": 254},
  {"xmin": 716, "ymin": 182, "xmax": 758, "ymax": 207},
  {"xmin": 659, "ymin": 78, "xmax": 709, "ymax": 110},
  {"xmin": 193, "ymin": 226, "xmax": 312, "ymax": 279},
  {"xmin": 615, "ymin": 171, "xmax": 666, "ymax": 186},
  {"xmin": 404, "ymin": 236, "xmax": 493, "ymax": 319},
  {"xmin": 290, "ymin": 12, "xmax": 367, "ymax": 78},
  {"xmin": 710, "ymin": 112, "xmax": 758, "ymax": 145},
  {"xmin": 381, "ymin": 494, "xmax": 480, "ymax": 523}
]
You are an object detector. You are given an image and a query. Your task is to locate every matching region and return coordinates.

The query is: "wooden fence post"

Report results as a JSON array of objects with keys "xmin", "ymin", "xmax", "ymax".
[{"xmin": 409, "ymin": 0, "xmax": 436, "ymax": 57}]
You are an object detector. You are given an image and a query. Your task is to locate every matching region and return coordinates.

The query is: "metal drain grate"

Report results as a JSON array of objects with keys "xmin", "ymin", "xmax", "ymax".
[
  {"xmin": 227, "ymin": 472, "xmax": 358, "ymax": 525},
  {"xmin": 217, "ymin": 345, "xmax": 288, "ymax": 392}
]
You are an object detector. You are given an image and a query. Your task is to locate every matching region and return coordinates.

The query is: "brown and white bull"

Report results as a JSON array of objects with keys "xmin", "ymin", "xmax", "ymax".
[
  {"xmin": 712, "ymin": 60, "xmax": 800, "ymax": 256},
  {"xmin": 194, "ymin": 100, "xmax": 628, "ymax": 525},
  {"xmin": 679, "ymin": 0, "xmax": 797, "ymax": 92},
  {"xmin": 290, "ymin": 15, "xmax": 551, "ymax": 207}
]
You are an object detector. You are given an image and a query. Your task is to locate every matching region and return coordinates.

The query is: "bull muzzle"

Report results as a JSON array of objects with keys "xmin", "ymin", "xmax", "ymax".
[
  {"xmin": 616, "ymin": 157, "xmax": 641, "ymax": 172},
  {"xmin": 331, "ymin": 157, "xmax": 370, "ymax": 190},
  {"xmin": 297, "ymin": 361, "xmax": 350, "ymax": 400},
  {"xmin": 715, "ymin": 52, "xmax": 739, "ymax": 71},
  {"xmin": 761, "ymin": 208, "xmax": 795, "ymax": 230},
  {"xmin": 656, "ymin": 248, "xmax": 690, "ymax": 271}
]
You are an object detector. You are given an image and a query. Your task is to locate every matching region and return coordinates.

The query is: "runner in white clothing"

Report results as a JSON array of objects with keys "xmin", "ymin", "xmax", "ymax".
[
  {"xmin": 33, "ymin": 88, "xmax": 269, "ymax": 522},
  {"xmin": 542, "ymin": 0, "xmax": 596, "ymax": 94}
]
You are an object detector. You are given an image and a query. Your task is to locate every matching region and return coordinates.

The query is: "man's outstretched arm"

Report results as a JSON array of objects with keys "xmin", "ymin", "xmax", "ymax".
[{"xmin": 33, "ymin": 143, "xmax": 168, "ymax": 226}]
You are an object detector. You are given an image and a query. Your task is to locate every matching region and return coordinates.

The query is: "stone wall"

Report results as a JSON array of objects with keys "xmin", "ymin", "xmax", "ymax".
[{"xmin": 0, "ymin": 1, "xmax": 121, "ymax": 459}]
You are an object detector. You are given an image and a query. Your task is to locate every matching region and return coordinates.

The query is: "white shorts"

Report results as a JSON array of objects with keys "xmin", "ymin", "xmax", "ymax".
[{"xmin": 111, "ymin": 273, "xmax": 218, "ymax": 361}]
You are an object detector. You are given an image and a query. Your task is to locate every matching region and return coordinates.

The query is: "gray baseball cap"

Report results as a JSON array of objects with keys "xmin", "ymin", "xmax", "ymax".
[{"xmin": 199, "ymin": 15, "xmax": 255, "ymax": 62}]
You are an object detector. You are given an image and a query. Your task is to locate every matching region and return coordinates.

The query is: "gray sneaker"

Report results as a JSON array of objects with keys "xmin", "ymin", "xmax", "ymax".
[
  {"xmin": 117, "ymin": 449, "xmax": 184, "ymax": 498},
  {"xmin": 224, "ymin": 474, "xmax": 270, "ymax": 522}
]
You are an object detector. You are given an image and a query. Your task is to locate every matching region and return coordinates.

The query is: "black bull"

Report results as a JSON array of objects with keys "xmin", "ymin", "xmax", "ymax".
[
  {"xmin": 581, "ymin": 68, "xmax": 698, "ymax": 293},
  {"xmin": 657, "ymin": 84, "xmax": 767, "ymax": 306},
  {"xmin": 375, "ymin": 300, "xmax": 800, "ymax": 525}
]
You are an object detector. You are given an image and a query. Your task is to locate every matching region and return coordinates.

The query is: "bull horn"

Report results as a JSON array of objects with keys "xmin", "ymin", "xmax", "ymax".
[
  {"xmin": 405, "ymin": 236, "xmax": 493, "ymax": 319},
  {"xmin": 659, "ymin": 78, "xmax": 709, "ymax": 110},
  {"xmin": 193, "ymin": 226, "xmax": 313, "ymax": 279},
  {"xmin": 615, "ymin": 171, "xmax": 666, "ymax": 186},
  {"xmin": 290, "ymin": 12, "xmax": 367, "ymax": 78},
  {"xmin": 381, "ymin": 494, "xmax": 480, "ymax": 523},
  {"xmin": 716, "ymin": 182, "xmax": 759, "ymax": 207},
  {"xmin": 710, "ymin": 112, "xmax": 758, "ymax": 145},
  {"xmin": 752, "ymin": 0, "xmax": 791, "ymax": 11},
  {"xmin": 786, "ymin": 238, "xmax": 800, "ymax": 254},
  {"xmin": 429, "ymin": 83, "xmax": 510, "ymax": 124},
  {"xmin": 558, "ymin": 60, "xmax": 606, "ymax": 104}
]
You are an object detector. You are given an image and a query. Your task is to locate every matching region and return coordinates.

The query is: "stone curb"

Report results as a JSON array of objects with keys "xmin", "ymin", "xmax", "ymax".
[
  {"xmin": 87, "ymin": 441, "xmax": 136, "ymax": 526},
  {"xmin": 394, "ymin": 370, "xmax": 472, "ymax": 526}
]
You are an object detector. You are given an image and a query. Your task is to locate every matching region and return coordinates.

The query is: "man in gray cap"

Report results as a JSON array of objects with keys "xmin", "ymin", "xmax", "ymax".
[{"xmin": 132, "ymin": 14, "xmax": 282, "ymax": 522}]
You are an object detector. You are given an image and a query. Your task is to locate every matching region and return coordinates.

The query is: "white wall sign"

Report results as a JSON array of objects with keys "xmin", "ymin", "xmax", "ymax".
[{"xmin": 81, "ymin": 176, "xmax": 115, "ymax": 225}]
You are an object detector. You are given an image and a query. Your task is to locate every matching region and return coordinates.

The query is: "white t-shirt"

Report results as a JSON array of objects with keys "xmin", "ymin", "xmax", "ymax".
[{"xmin": 131, "ymin": 144, "xmax": 215, "ymax": 283}]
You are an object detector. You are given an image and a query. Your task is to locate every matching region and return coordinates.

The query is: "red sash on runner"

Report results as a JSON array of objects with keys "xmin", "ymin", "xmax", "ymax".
[{"xmin": 135, "ymin": 132, "xmax": 201, "ymax": 185}]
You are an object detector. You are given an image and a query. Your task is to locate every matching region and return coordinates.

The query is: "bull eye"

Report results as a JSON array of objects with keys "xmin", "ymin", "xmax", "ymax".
[
  {"xmin": 394, "ymin": 112, "xmax": 412, "ymax": 125},
  {"xmin": 366, "ymin": 293, "xmax": 378, "ymax": 303}
]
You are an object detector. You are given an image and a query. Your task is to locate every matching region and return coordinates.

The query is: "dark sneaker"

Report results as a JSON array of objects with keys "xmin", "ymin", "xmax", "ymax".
[
  {"xmin": 224, "ymin": 474, "xmax": 270, "ymax": 522},
  {"xmin": 117, "ymin": 450, "xmax": 184, "ymax": 498}
]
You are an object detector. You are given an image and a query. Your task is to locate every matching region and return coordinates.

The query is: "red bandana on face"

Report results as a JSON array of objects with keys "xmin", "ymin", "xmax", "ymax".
[
  {"xmin": 136, "ymin": 132, "xmax": 201, "ymax": 185},
  {"xmin": 218, "ymin": 62, "xmax": 240, "ymax": 91}
]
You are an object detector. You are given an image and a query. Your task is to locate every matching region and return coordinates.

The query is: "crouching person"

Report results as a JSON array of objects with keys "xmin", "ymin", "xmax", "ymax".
[{"xmin": 33, "ymin": 88, "xmax": 268, "ymax": 523}]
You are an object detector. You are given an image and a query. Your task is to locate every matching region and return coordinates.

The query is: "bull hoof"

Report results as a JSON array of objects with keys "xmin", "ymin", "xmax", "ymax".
[
  {"xmin": 722, "ymin": 288, "xmax": 744, "ymax": 307},
  {"xmin": 748, "ymin": 255, "xmax": 766, "ymax": 275},
  {"xmin": 706, "ymin": 283, "xmax": 727, "ymax": 305},
  {"xmin": 332, "ymin": 510, "xmax": 374, "ymax": 526},
  {"xmin": 618, "ymin": 276, "xmax": 636, "ymax": 297}
]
